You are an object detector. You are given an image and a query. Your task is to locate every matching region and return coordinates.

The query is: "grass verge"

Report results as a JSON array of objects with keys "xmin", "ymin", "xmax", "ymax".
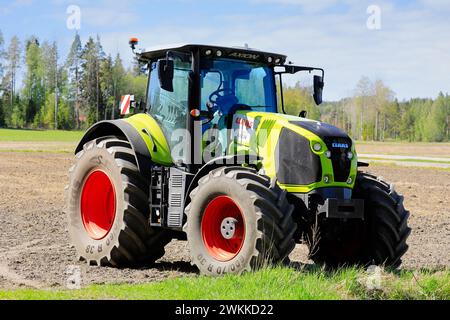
[
  {"xmin": 0, "ymin": 266, "xmax": 448, "ymax": 300},
  {"xmin": 0, "ymin": 128, "xmax": 83, "ymax": 142}
]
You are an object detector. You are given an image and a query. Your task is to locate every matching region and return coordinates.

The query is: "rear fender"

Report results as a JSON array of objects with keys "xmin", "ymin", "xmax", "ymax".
[{"xmin": 75, "ymin": 116, "xmax": 172, "ymax": 180}]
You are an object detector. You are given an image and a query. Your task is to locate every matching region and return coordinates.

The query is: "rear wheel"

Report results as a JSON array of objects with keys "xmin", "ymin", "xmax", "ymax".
[
  {"xmin": 308, "ymin": 172, "xmax": 411, "ymax": 268},
  {"xmin": 184, "ymin": 166, "xmax": 296, "ymax": 275},
  {"xmin": 66, "ymin": 136, "xmax": 171, "ymax": 266}
]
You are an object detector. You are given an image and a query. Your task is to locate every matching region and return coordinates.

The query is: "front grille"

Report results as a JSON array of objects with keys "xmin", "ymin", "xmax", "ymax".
[
  {"xmin": 275, "ymin": 128, "xmax": 322, "ymax": 185},
  {"xmin": 323, "ymin": 137, "xmax": 352, "ymax": 182}
]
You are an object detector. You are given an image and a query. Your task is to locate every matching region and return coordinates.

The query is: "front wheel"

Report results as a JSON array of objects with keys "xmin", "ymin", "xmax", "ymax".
[
  {"xmin": 184, "ymin": 167, "xmax": 297, "ymax": 275},
  {"xmin": 308, "ymin": 172, "xmax": 411, "ymax": 268}
]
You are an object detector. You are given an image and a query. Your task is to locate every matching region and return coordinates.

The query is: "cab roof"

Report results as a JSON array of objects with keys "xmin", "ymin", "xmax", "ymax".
[{"xmin": 139, "ymin": 44, "xmax": 287, "ymax": 65}]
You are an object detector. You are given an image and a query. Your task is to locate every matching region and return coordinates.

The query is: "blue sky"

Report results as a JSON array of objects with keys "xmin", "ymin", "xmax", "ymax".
[{"xmin": 0, "ymin": 0, "xmax": 449, "ymax": 101}]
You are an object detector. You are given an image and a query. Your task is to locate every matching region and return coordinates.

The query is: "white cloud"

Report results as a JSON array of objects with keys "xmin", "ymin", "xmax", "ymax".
[
  {"xmin": 185, "ymin": 1, "xmax": 450, "ymax": 100},
  {"xmin": 50, "ymin": 0, "xmax": 450, "ymax": 100}
]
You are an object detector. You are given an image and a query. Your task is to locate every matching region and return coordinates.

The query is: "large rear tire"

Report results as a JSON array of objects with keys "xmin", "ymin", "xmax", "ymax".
[
  {"xmin": 66, "ymin": 136, "xmax": 171, "ymax": 267},
  {"xmin": 184, "ymin": 167, "xmax": 296, "ymax": 275},
  {"xmin": 308, "ymin": 172, "xmax": 411, "ymax": 268}
]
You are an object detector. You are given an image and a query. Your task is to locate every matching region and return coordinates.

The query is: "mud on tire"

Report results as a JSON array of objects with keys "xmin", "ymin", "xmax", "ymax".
[
  {"xmin": 66, "ymin": 136, "xmax": 171, "ymax": 267},
  {"xmin": 184, "ymin": 166, "xmax": 297, "ymax": 275}
]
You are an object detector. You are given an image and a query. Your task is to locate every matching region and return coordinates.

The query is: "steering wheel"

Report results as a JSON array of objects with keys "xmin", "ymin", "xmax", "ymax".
[{"xmin": 209, "ymin": 88, "xmax": 235, "ymax": 104}]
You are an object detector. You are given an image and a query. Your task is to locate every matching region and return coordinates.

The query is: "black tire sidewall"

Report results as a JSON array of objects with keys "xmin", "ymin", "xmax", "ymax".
[
  {"xmin": 187, "ymin": 175, "xmax": 260, "ymax": 275},
  {"xmin": 67, "ymin": 141, "xmax": 126, "ymax": 263}
]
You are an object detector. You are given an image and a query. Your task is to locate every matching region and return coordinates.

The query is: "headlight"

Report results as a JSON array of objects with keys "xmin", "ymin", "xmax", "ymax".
[
  {"xmin": 313, "ymin": 143, "xmax": 322, "ymax": 152},
  {"xmin": 216, "ymin": 50, "xmax": 223, "ymax": 57},
  {"xmin": 324, "ymin": 175, "xmax": 330, "ymax": 183},
  {"xmin": 347, "ymin": 151, "xmax": 353, "ymax": 159},
  {"xmin": 325, "ymin": 150, "xmax": 331, "ymax": 158},
  {"xmin": 347, "ymin": 177, "xmax": 353, "ymax": 184}
]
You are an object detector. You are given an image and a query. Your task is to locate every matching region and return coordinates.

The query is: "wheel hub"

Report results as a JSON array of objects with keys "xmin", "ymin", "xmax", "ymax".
[
  {"xmin": 201, "ymin": 196, "xmax": 245, "ymax": 262},
  {"xmin": 220, "ymin": 217, "xmax": 238, "ymax": 239},
  {"xmin": 80, "ymin": 170, "xmax": 116, "ymax": 240}
]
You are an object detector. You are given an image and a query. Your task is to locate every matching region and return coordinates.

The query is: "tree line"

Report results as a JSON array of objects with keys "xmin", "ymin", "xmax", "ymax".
[
  {"xmin": 0, "ymin": 30, "xmax": 448, "ymax": 142},
  {"xmin": 0, "ymin": 31, "xmax": 146, "ymax": 130},
  {"xmin": 283, "ymin": 77, "xmax": 449, "ymax": 142}
]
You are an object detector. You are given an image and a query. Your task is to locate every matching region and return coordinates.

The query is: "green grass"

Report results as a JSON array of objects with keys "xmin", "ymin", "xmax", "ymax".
[
  {"xmin": 0, "ymin": 128, "xmax": 83, "ymax": 142},
  {"xmin": 1, "ymin": 266, "xmax": 448, "ymax": 300}
]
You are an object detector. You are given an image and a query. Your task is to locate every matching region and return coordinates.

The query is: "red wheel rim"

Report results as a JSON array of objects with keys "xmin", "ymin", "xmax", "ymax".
[
  {"xmin": 201, "ymin": 196, "xmax": 245, "ymax": 262},
  {"xmin": 80, "ymin": 170, "xmax": 116, "ymax": 240}
]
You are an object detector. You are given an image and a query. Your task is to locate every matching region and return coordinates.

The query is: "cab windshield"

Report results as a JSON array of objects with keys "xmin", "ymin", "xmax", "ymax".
[{"xmin": 200, "ymin": 58, "xmax": 276, "ymax": 114}]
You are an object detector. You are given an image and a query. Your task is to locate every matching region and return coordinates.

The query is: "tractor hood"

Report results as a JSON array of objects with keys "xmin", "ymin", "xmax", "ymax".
[
  {"xmin": 289, "ymin": 119, "xmax": 349, "ymax": 140},
  {"xmin": 232, "ymin": 111, "xmax": 350, "ymax": 141},
  {"xmin": 231, "ymin": 111, "xmax": 357, "ymax": 193}
]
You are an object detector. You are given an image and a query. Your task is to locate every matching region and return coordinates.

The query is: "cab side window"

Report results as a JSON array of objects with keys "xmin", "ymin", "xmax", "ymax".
[{"xmin": 147, "ymin": 59, "xmax": 191, "ymax": 153}]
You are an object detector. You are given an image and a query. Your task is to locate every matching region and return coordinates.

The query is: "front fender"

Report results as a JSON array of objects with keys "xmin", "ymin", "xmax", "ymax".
[{"xmin": 184, "ymin": 154, "xmax": 262, "ymax": 206}]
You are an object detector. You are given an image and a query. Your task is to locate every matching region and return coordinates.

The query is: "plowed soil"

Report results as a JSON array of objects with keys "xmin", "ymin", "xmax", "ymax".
[{"xmin": 0, "ymin": 152, "xmax": 448, "ymax": 289}]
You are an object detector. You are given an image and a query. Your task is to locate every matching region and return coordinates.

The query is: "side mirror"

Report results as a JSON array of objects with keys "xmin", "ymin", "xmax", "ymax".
[
  {"xmin": 158, "ymin": 59, "xmax": 174, "ymax": 92},
  {"xmin": 313, "ymin": 75, "xmax": 324, "ymax": 105}
]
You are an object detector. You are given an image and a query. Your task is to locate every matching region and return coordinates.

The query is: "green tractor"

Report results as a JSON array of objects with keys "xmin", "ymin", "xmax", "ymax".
[{"xmin": 66, "ymin": 41, "xmax": 410, "ymax": 275}]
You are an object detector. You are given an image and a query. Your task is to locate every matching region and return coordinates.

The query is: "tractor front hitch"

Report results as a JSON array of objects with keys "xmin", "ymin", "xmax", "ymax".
[{"xmin": 318, "ymin": 198, "xmax": 365, "ymax": 220}]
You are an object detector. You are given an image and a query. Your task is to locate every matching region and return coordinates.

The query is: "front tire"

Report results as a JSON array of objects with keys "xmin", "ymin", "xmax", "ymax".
[
  {"xmin": 66, "ymin": 136, "xmax": 171, "ymax": 266},
  {"xmin": 184, "ymin": 167, "xmax": 296, "ymax": 275},
  {"xmin": 308, "ymin": 172, "xmax": 411, "ymax": 268}
]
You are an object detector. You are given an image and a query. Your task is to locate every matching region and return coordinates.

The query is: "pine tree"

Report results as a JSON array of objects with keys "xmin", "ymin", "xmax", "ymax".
[
  {"xmin": 94, "ymin": 36, "xmax": 105, "ymax": 122},
  {"xmin": 39, "ymin": 41, "xmax": 59, "ymax": 128},
  {"xmin": 1, "ymin": 36, "xmax": 21, "ymax": 126},
  {"xmin": 23, "ymin": 37, "xmax": 45, "ymax": 127},
  {"xmin": 66, "ymin": 33, "xmax": 83, "ymax": 129},
  {"xmin": 56, "ymin": 66, "xmax": 73, "ymax": 129},
  {"xmin": 42, "ymin": 41, "xmax": 58, "ymax": 93},
  {"xmin": 112, "ymin": 53, "xmax": 126, "ymax": 119},
  {"xmin": 100, "ymin": 54, "xmax": 114, "ymax": 120},
  {"xmin": 0, "ymin": 30, "xmax": 5, "ymax": 125},
  {"xmin": 0, "ymin": 30, "xmax": 4, "ymax": 80},
  {"xmin": 80, "ymin": 36, "xmax": 105, "ymax": 126}
]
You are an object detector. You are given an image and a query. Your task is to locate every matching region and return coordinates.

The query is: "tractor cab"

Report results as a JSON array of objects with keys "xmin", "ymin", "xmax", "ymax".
[{"xmin": 136, "ymin": 43, "xmax": 324, "ymax": 166}]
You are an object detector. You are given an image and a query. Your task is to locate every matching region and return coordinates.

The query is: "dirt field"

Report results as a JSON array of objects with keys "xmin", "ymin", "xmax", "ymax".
[
  {"xmin": 355, "ymin": 141, "xmax": 450, "ymax": 158},
  {"xmin": 0, "ymin": 151, "xmax": 449, "ymax": 289}
]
